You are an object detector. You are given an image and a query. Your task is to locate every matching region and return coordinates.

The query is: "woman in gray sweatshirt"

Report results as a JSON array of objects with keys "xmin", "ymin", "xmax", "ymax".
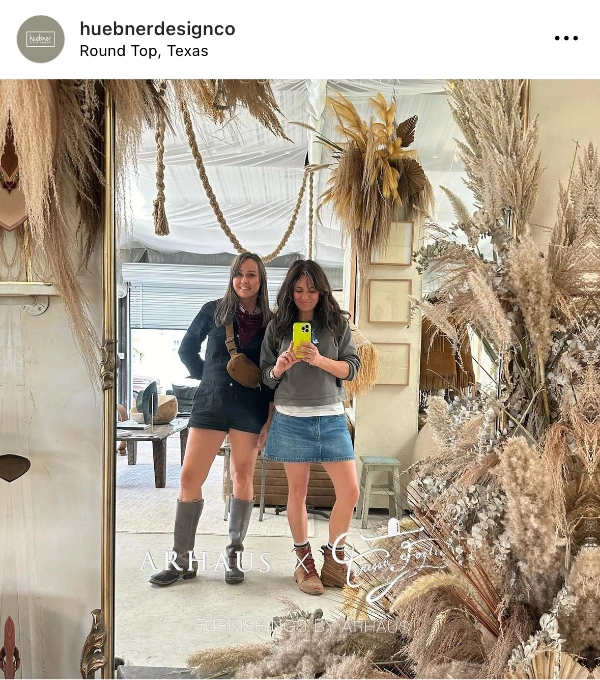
[{"xmin": 260, "ymin": 260, "xmax": 361, "ymax": 595}]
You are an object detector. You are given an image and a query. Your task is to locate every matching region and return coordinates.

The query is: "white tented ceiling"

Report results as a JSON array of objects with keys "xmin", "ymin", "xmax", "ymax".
[{"xmin": 122, "ymin": 79, "xmax": 472, "ymax": 268}]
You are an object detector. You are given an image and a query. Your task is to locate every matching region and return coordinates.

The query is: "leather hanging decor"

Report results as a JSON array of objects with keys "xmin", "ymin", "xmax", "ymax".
[{"xmin": 0, "ymin": 454, "xmax": 30, "ymax": 483}]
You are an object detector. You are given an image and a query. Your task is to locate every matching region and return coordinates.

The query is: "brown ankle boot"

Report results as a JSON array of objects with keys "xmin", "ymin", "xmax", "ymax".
[
  {"xmin": 320, "ymin": 545, "xmax": 354, "ymax": 588},
  {"xmin": 293, "ymin": 544, "xmax": 324, "ymax": 595}
]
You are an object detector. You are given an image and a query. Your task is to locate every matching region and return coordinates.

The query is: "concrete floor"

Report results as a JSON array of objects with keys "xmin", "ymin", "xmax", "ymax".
[{"xmin": 115, "ymin": 440, "xmax": 387, "ymax": 669}]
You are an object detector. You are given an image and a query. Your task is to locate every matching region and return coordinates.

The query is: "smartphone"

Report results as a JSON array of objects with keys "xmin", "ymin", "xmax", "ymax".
[{"xmin": 292, "ymin": 322, "xmax": 312, "ymax": 355}]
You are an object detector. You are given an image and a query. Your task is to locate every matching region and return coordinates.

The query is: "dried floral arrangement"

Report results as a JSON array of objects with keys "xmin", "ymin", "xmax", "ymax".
[
  {"xmin": 0, "ymin": 79, "xmax": 286, "ymax": 381},
  {"xmin": 296, "ymin": 93, "xmax": 435, "ymax": 281},
  {"xmin": 342, "ymin": 81, "xmax": 600, "ymax": 678}
]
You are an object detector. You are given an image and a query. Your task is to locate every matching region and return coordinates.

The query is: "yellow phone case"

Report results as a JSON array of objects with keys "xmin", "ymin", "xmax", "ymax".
[{"xmin": 292, "ymin": 322, "xmax": 312, "ymax": 354}]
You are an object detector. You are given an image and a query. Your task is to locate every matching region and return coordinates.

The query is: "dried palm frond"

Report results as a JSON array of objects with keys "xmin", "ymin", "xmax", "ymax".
[{"xmin": 504, "ymin": 650, "xmax": 589, "ymax": 679}]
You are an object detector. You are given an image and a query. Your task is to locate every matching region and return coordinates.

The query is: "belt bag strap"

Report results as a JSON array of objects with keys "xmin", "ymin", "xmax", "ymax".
[{"xmin": 225, "ymin": 324, "xmax": 238, "ymax": 358}]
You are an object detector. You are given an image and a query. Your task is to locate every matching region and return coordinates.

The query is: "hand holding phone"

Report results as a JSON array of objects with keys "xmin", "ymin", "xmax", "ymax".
[{"xmin": 293, "ymin": 322, "xmax": 312, "ymax": 355}]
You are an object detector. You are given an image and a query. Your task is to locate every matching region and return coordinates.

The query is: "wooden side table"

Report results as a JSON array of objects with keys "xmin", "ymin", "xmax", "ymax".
[{"xmin": 116, "ymin": 418, "xmax": 189, "ymax": 488}]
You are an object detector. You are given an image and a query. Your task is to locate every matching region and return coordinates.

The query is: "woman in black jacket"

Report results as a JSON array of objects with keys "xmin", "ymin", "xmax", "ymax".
[{"xmin": 150, "ymin": 252, "xmax": 273, "ymax": 587}]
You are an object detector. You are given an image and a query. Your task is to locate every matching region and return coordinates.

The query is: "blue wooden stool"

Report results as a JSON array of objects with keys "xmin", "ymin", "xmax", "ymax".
[{"xmin": 355, "ymin": 455, "xmax": 403, "ymax": 529}]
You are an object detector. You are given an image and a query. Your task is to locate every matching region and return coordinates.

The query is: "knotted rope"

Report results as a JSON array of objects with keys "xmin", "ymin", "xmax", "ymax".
[
  {"xmin": 179, "ymin": 96, "xmax": 324, "ymax": 261},
  {"xmin": 153, "ymin": 80, "xmax": 170, "ymax": 236}
]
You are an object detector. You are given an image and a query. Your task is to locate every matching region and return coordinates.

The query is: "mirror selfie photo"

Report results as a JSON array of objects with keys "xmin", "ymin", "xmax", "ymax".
[{"xmin": 3, "ymin": 76, "xmax": 600, "ymax": 680}]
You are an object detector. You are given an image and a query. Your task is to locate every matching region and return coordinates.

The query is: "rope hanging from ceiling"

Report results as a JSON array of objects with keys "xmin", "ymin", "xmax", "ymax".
[{"xmin": 159, "ymin": 97, "xmax": 323, "ymax": 262}]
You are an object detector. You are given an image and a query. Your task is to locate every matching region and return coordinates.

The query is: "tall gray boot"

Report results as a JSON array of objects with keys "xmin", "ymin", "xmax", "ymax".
[
  {"xmin": 149, "ymin": 499, "xmax": 204, "ymax": 587},
  {"xmin": 224, "ymin": 497, "xmax": 254, "ymax": 585}
]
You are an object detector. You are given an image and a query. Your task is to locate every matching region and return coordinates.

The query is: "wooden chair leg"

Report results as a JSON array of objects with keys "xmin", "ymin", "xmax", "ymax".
[
  {"xmin": 392, "ymin": 468, "xmax": 403, "ymax": 516},
  {"xmin": 387, "ymin": 471, "xmax": 396, "ymax": 517},
  {"xmin": 361, "ymin": 471, "xmax": 373, "ymax": 529}
]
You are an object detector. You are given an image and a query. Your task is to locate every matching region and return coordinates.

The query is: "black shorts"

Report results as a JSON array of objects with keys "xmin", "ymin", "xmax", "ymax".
[{"xmin": 188, "ymin": 382, "xmax": 270, "ymax": 434}]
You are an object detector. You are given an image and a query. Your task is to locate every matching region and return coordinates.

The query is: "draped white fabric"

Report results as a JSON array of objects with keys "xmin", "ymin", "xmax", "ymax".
[{"xmin": 122, "ymin": 79, "xmax": 473, "ymax": 267}]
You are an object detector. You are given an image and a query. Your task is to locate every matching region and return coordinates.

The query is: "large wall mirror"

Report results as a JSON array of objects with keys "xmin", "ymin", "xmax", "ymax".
[{"xmin": 102, "ymin": 79, "xmax": 496, "ymax": 676}]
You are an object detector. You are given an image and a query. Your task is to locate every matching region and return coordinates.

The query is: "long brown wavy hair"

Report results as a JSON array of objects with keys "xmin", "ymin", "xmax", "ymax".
[
  {"xmin": 214, "ymin": 252, "xmax": 273, "ymax": 327},
  {"xmin": 272, "ymin": 260, "xmax": 345, "ymax": 339}
]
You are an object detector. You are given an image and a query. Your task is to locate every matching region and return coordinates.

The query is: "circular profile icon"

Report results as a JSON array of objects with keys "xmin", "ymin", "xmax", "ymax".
[{"xmin": 17, "ymin": 16, "xmax": 64, "ymax": 63}]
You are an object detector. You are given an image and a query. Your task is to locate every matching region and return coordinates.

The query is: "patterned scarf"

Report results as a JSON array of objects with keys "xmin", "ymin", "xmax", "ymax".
[{"xmin": 235, "ymin": 304, "xmax": 263, "ymax": 348}]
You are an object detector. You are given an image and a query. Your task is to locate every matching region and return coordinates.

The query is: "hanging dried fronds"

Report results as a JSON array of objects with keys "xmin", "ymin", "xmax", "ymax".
[
  {"xmin": 173, "ymin": 79, "xmax": 288, "ymax": 139},
  {"xmin": 318, "ymin": 92, "xmax": 434, "ymax": 281},
  {"xmin": 0, "ymin": 80, "xmax": 56, "ymax": 242},
  {"xmin": 0, "ymin": 80, "xmax": 101, "ymax": 382},
  {"xmin": 54, "ymin": 80, "xmax": 103, "ymax": 266}
]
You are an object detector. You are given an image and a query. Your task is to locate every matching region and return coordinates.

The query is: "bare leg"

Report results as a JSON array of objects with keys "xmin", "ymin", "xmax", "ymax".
[
  {"xmin": 283, "ymin": 463, "xmax": 311, "ymax": 544},
  {"xmin": 179, "ymin": 427, "xmax": 227, "ymax": 501},
  {"xmin": 321, "ymin": 460, "xmax": 360, "ymax": 545},
  {"xmin": 228, "ymin": 429, "xmax": 261, "ymax": 500}
]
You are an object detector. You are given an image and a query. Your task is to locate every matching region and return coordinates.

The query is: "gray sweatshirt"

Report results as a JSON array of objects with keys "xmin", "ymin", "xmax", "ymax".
[{"xmin": 260, "ymin": 317, "xmax": 360, "ymax": 407}]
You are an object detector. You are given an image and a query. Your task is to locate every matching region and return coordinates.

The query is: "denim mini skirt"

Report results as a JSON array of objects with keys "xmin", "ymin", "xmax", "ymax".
[{"xmin": 264, "ymin": 409, "xmax": 354, "ymax": 463}]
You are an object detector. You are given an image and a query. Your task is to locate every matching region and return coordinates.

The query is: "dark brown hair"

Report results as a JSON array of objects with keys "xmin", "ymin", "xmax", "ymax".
[
  {"xmin": 272, "ymin": 260, "xmax": 345, "ymax": 339},
  {"xmin": 214, "ymin": 252, "xmax": 272, "ymax": 327}
]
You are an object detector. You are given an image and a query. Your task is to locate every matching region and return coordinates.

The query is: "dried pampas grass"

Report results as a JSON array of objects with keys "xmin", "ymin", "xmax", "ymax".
[
  {"xmin": 345, "ymin": 322, "xmax": 379, "ymax": 399},
  {"xmin": 507, "ymin": 235, "xmax": 554, "ymax": 361},
  {"xmin": 0, "ymin": 80, "xmax": 56, "ymax": 242},
  {"xmin": 495, "ymin": 437, "xmax": 566, "ymax": 616},
  {"xmin": 322, "ymin": 653, "xmax": 397, "ymax": 679},
  {"xmin": 558, "ymin": 546, "xmax": 600, "ymax": 659},
  {"xmin": 446, "ymin": 80, "xmax": 542, "ymax": 238},
  {"xmin": 187, "ymin": 643, "xmax": 271, "ymax": 677},
  {"xmin": 0, "ymin": 80, "xmax": 101, "ymax": 381},
  {"xmin": 54, "ymin": 80, "xmax": 103, "ymax": 266},
  {"xmin": 467, "ymin": 271, "xmax": 513, "ymax": 354}
]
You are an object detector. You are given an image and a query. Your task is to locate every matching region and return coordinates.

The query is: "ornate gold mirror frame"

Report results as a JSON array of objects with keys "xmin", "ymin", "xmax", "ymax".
[
  {"xmin": 100, "ymin": 89, "xmax": 117, "ymax": 680},
  {"xmin": 81, "ymin": 88, "xmax": 116, "ymax": 679}
]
